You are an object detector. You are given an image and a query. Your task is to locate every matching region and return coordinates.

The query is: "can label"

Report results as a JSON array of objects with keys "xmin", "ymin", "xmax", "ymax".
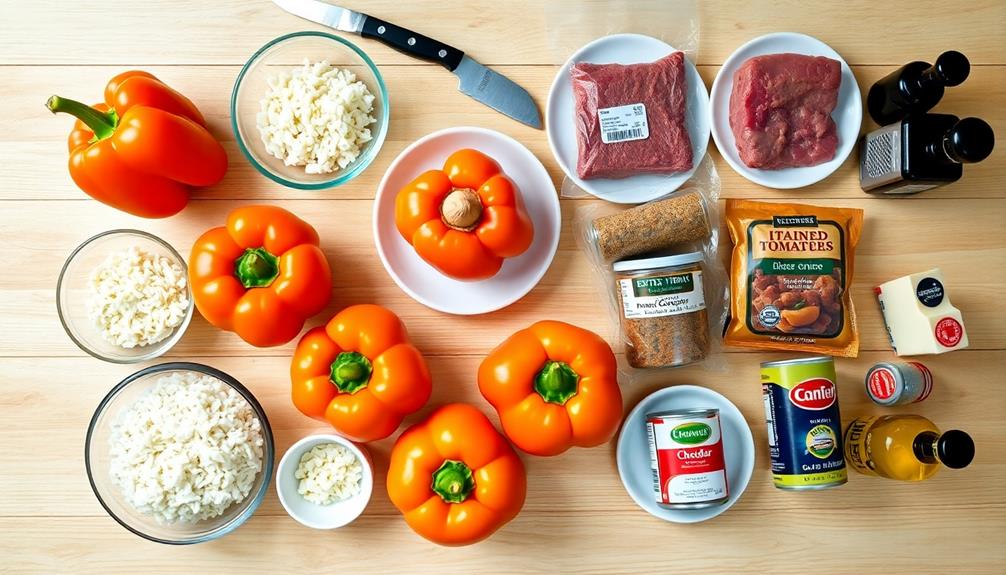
[
  {"xmin": 762, "ymin": 358, "xmax": 847, "ymax": 489},
  {"xmin": 647, "ymin": 411, "xmax": 728, "ymax": 506}
]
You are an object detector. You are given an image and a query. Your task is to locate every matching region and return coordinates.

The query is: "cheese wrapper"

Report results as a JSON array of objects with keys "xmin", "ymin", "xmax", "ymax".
[{"xmin": 724, "ymin": 199, "xmax": 863, "ymax": 357}]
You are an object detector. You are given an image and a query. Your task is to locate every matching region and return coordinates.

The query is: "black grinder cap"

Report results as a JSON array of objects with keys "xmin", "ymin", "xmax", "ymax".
[
  {"xmin": 938, "ymin": 429, "xmax": 976, "ymax": 469},
  {"xmin": 944, "ymin": 118, "xmax": 995, "ymax": 164},
  {"xmin": 933, "ymin": 50, "xmax": 971, "ymax": 87}
]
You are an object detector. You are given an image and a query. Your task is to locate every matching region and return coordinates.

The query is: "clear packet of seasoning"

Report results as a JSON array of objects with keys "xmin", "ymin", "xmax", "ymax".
[
  {"xmin": 724, "ymin": 199, "xmax": 863, "ymax": 357},
  {"xmin": 572, "ymin": 156, "xmax": 729, "ymax": 377}
]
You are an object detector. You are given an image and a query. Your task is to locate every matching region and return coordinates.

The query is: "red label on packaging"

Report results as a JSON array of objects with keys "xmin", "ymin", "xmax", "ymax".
[
  {"xmin": 935, "ymin": 317, "xmax": 963, "ymax": 347},
  {"xmin": 789, "ymin": 378, "xmax": 837, "ymax": 410},
  {"xmin": 657, "ymin": 445, "xmax": 725, "ymax": 476},
  {"xmin": 868, "ymin": 368, "xmax": 897, "ymax": 400}
]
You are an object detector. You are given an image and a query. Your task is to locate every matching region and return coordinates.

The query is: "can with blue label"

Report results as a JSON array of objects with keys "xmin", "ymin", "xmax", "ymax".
[{"xmin": 761, "ymin": 356, "xmax": 847, "ymax": 490}]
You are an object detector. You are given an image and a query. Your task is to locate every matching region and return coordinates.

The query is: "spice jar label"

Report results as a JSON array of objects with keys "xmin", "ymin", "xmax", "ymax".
[{"xmin": 619, "ymin": 271, "xmax": 705, "ymax": 319}]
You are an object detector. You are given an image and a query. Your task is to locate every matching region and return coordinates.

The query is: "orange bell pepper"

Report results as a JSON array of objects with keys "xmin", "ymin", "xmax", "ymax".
[
  {"xmin": 46, "ymin": 70, "xmax": 227, "ymax": 218},
  {"xmin": 387, "ymin": 403, "xmax": 526, "ymax": 546},
  {"xmin": 189, "ymin": 205, "xmax": 331, "ymax": 347},
  {"xmin": 290, "ymin": 304, "xmax": 432, "ymax": 442},
  {"xmin": 478, "ymin": 320, "xmax": 623, "ymax": 456},
  {"xmin": 395, "ymin": 149, "xmax": 534, "ymax": 281}
]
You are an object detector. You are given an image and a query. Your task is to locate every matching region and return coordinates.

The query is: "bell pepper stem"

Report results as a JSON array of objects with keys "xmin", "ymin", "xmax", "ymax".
[
  {"xmin": 234, "ymin": 247, "xmax": 280, "ymax": 288},
  {"xmin": 46, "ymin": 95, "xmax": 118, "ymax": 141},
  {"xmin": 330, "ymin": 352, "xmax": 373, "ymax": 394},
  {"xmin": 431, "ymin": 460, "xmax": 475, "ymax": 504},
  {"xmin": 533, "ymin": 360, "xmax": 580, "ymax": 405}
]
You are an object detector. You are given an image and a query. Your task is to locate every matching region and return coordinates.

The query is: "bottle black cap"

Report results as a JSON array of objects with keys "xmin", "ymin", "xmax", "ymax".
[
  {"xmin": 944, "ymin": 118, "xmax": 995, "ymax": 164},
  {"xmin": 935, "ymin": 51, "xmax": 970, "ymax": 87},
  {"xmin": 937, "ymin": 430, "xmax": 975, "ymax": 469}
]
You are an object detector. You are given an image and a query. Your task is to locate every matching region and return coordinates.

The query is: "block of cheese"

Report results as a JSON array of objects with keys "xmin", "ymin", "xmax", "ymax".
[{"xmin": 875, "ymin": 268, "xmax": 968, "ymax": 356}]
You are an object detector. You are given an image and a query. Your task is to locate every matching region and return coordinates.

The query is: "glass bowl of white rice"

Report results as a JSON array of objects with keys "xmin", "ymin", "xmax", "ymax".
[
  {"xmin": 231, "ymin": 31, "xmax": 389, "ymax": 190},
  {"xmin": 56, "ymin": 229, "xmax": 194, "ymax": 364},
  {"xmin": 85, "ymin": 363, "xmax": 275, "ymax": 544}
]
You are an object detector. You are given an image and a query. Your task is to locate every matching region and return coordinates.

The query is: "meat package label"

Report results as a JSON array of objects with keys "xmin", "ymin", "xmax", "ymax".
[{"xmin": 598, "ymin": 103, "xmax": 650, "ymax": 144}]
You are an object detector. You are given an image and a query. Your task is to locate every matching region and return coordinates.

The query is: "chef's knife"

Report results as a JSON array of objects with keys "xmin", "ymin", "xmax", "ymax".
[{"xmin": 271, "ymin": 0, "xmax": 542, "ymax": 129}]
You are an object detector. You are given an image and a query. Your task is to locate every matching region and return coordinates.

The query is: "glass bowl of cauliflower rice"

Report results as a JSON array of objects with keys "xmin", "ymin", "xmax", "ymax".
[
  {"xmin": 85, "ymin": 363, "xmax": 275, "ymax": 544},
  {"xmin": 56, "ymin": 229, "xmax": 194, "ymax": 364},
  {"xmin": 231, "ymin": 31, "xmax": 389, "ymax": 189},
  {"xmin": 276, "ymin": 434, "xmax": 373, "ymax": 530}
]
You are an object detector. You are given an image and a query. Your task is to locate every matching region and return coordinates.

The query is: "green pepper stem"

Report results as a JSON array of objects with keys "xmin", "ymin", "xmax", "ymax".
[
  {"xmin": 533, "ymin": 360, "xmax": 580, "ymax": 405},
  {"xmin": 431, "ymin": 460, "xmax": 475, "ymax": 504},
  {"xmin": 329, "ymin": 351, "xmax": 373, "ymax": 394},
  {"xmin": 46, "ymin": 95, "xmax": 118, "ymax": 141},
  {"xmin": 234, "ymin": 247, "xmax": 280, "ymax": 288}
]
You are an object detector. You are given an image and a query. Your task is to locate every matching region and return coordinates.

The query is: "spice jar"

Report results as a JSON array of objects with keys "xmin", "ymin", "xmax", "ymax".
[
  {"xmin": 590, "ymin": 192, "xmax": 710, "ymax": 262},
  {"xmin": 614, "ymin": 252, "xmax": 709, "ymax": 368},
  {"xmin": 865, "ymin": 361, "xmax": 933, "ymax": 406}
]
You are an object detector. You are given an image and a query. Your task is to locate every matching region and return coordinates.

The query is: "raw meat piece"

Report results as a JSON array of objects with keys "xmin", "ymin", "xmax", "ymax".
[
  {"xmin": 572, "ymin": 52, "xmax": 693, "ymax": 180},
  {"xmin": 728, "ymin": 53, "xmax": 841, "ymax": 169}
]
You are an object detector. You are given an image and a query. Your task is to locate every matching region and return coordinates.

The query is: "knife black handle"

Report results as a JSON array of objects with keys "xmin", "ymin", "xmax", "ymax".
[{"xmin": 361, "ymin": 16, "xmax": 464, "ymax": 71}]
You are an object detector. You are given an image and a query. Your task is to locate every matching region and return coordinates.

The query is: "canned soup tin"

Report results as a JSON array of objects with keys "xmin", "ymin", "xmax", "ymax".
[
  {"xmin": 761, "ymin": 356, "xmax": 848, "ymax": 490},
  {"xmin": 646, "ymin": 409, "xmax": 729, "ymax": 509}
]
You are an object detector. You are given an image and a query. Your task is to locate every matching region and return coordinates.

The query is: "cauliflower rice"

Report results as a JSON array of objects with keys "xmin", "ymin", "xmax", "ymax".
[
  {"xmin": 108, "ymin": 372, "xmax": 265, "ymax": 524},
  {"xmin": 86, "ymin": 246, "xmax": 189, "ymax": 349},
  {"xmin": 295, "ymin": 443, "xmax": 363, "ymax": 505},
  {"xmin": 257, "ymin": 59, "xmax": 377, "ymax": 175}
]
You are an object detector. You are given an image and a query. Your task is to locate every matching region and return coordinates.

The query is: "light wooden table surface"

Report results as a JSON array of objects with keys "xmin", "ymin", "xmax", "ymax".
[{"xmin": 1, "ymin": 1, "xmax": 1004, "ymax": 573}]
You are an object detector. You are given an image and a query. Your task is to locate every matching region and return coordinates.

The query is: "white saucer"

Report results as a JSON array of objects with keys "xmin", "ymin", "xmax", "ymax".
[
  {"xmin": 616, "ymin": 385, "xmax": 755, "ymax": 523},
  {"xmin": 709, "ymin": 32, "xmax": 862, "ymax": 189},
  {"xmin": 546, "ymin": 33, "xmax": 710, "ymax": 204},
  {"xmin": 373, "ymin": 127, "xmax": 561, "ymax": 315}
]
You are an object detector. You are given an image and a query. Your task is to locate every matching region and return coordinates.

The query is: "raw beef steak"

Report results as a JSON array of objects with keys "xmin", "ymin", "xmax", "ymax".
[
  {"xmin": 728, "ymin": 53, "xmax": 841, "ymax": 169},
  {"xmin": 571, "ymin": 51, "xmax": 693, "ymax": 180}
]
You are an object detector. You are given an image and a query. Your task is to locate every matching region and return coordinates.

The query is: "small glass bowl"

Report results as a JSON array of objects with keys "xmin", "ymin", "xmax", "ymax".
[
  {"xmin": 231, "ymin": 31, "xmax": 390, "ymax": 189},
  {"xmin": 85, "ymin": 363, "xmax": 275, "ymax": 544},
  {"xmin": 56, "ymin": 229, "xmax": 193, "ymax": 364}
]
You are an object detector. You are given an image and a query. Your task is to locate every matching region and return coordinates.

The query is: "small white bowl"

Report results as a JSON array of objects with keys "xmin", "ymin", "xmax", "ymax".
[
  {"xmin": 546, "ymin": 33, "xmax": 711, "ymax": 204},
  {"xmin": 276, "ymin": 434, "xmax": 373, "ymax": 530},
  {"xmin": 709, "ymin": 32, "xmax": 862, "ymax": 189},
  {"xmin": 373, "ymin": 126, "xmax": 561, "ymax": 315},
  {"xmin": 616, "ymin": 385, "xmax": 755, "ymax": 524}
]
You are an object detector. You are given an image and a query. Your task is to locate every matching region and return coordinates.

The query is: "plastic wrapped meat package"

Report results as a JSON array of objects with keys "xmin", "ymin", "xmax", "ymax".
[{"xmin": 571, "ymin": 52, "xmax": 693, "ymax": 179}]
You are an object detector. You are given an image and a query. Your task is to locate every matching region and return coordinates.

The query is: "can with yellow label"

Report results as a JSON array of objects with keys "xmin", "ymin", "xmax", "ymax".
[{"xmin": 761, "ymin": 356, "xmax": 848, "ymax": 490}]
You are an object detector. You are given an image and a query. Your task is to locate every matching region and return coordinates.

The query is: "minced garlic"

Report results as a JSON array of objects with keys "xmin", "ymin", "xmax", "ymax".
[{"xmin": 295, "ymin": 443, "xmax": 363, "ymax": 505}]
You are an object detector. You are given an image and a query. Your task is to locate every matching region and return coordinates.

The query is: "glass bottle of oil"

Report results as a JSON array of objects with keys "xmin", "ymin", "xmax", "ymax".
[{"xmin": 844, "ymin": 415, "xmax": 974, "ymax": 481}]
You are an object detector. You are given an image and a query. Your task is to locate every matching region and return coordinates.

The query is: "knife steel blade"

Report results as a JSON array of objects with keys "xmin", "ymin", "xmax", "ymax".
[{"xmin": 271, "ymin": 0, "xmax": 542, "ymax": 128}]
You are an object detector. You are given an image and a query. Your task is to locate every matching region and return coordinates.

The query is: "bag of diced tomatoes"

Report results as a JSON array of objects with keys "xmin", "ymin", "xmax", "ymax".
[{"xmin": 724, "ymin": 199, "xmax": 863, "ymax": 357}]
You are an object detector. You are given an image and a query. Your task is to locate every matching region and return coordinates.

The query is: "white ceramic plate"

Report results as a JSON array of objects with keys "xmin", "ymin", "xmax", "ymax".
[
  {"xmin": 709, "ymin": 32, "xmax": 863, "ymax": 189},
  {"xmin": 373, "ymin": 127, "xmax": 561, "ymax": 315},
  {"xmin": 616, "ymin": 385, "xmax": 755, "ymax": 524},
  {"xmin": 276, "ymin": 434, "xmax": 374, "ymax": 530},
  {"xmin": 546, "ymin": 33, "xmax": 710, "ymax": 204}
]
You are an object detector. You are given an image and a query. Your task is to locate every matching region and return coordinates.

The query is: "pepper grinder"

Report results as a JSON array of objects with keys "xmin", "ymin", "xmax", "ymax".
[
  {"xmin": 860, "ymin": 114, "xmax": 994, "ymax": 195},
  {"xmin": 867, "ymin": 51, "xmax": 971, "ymax": 125}
]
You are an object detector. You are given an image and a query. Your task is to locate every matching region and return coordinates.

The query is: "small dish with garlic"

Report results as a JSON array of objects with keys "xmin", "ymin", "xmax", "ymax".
[{"xmin": 276, "ymin": 434, "xmax": 373, "ymax": 530}]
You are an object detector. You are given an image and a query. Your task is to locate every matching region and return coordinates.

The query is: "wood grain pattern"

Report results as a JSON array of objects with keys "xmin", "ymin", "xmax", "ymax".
[{"xmin": 1, "ymin": 1, "xmax": 1004, "ymax": 573}]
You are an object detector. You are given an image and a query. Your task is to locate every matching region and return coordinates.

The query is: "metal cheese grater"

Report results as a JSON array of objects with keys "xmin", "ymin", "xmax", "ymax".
[{"xmin": 860, "ymin": 123, "xmax": 902, "ymax": 190}]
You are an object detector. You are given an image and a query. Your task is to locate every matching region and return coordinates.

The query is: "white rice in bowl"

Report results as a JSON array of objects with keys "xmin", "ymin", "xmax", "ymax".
[{"xmin": 108, "ymin": 371, "xmax": 265, "ymax": 524}]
